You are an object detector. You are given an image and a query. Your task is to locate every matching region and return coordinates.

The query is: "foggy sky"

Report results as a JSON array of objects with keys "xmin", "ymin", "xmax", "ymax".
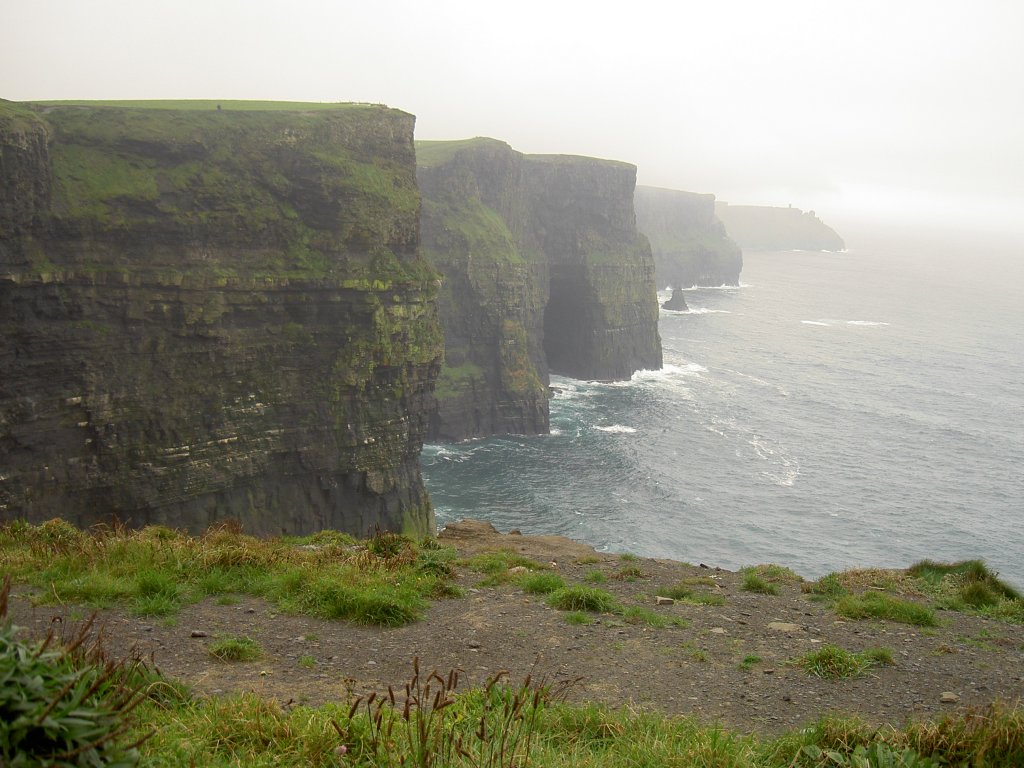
[{"xmin": 3, "ymin": 0, "xmax": 1022, "ymax": 240}]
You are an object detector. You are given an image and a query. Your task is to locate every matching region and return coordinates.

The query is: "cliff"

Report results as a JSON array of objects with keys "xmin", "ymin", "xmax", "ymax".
[
  {"xmin": 416, "ymin": 138, "xmax": 549, "ymax": 441},
  {"xmin": 715, "ymin": 202, "xmax": 845, "ymax": 251},
  {"xmin": 634, "ymin": 185, "xmax": 742, "ymax": 288},
  {"xmin": 417, "ymin": 141, "xmax": 662, "ymax": 440},
  {"xmin": 523, "ymin": 154, "xmax": 662, "ymax": 382},
  {"xmin": 0, "ymin": 99, "xmax": 443, "ymax": 538}
]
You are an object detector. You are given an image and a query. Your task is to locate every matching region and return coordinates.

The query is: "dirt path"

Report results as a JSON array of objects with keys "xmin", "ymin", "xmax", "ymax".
[{"xmin": 8, "ymin": 520, "xmax": 1023, "ymax": 735}]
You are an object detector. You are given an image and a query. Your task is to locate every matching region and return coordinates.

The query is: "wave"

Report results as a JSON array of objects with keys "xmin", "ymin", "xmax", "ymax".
[
  {"xmin": 801, "ymin": 320, "xmax": 833, "ymax": 326},
  {"xmin": 663, "ymin": 307, "xmax": 732, "ymax": 316},
  {"xmin": 847, "ymin": 320, "xmax": 890, "ymax": 326},
  {"xmin": 594, "ymin": 424, "xmax": 637, "ymax": 434},
  {"xmin": 678, "ymin": 282, "xmax": 752, "ymax": 291}
]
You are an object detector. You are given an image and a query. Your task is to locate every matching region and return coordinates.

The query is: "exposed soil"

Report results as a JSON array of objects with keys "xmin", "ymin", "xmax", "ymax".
[{"xmin": 8, "ymin": 519, "xmax": 1024, "ymax": 735}]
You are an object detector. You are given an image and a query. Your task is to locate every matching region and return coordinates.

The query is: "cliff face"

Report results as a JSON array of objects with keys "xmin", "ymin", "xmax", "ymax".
[
  {"xmin": 417, "ymin": 139, "xmax": 549, "ymax": 441},
  {"xmin": 715, "ymin": 202, "xmax": 845, "ymax": 251},
  {"xmin": 523, "ymin": 155, "xmax": 662, "ymax": 382},
  {"xmin": 634, "ymin": 186, "xmax": 742, "ymax": 288},
  {"xmin": 416, "ymin": 142, "xmax": 662, "ymax": 440},
  {"xmin": 0, "ymin": 100, "xmax": 442, "ymax": 538}
]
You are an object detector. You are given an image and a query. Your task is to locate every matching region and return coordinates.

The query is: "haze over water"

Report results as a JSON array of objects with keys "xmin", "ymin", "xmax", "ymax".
[{"xmin": 422, "ymin": 232, "xmax": 1024, "ymax": 589}]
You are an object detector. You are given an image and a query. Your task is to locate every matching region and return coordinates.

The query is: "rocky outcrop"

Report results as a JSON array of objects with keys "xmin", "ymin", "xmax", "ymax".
[
  {"xmin": 661, "ymin": 288, "xmax": 689, "ymax": 312},
  {"xmin": 0, "ymin": 100, "xmax": 443, "ymax": 538},
  {"xmin": 417, "ymin": 138, "xmax": 549, "ymax": 441},
  {"xmin": 417, "ymin": 141, "xmax": 662, "ymax": 439},
  {"xmin": 715, "ymin": 202, "xmax": 845, "ymax": 251},
  {"xmin": 523, "ymin": 155, "xmax": 662, "ymax": 382},
  {"xmin": 634, "ymin": 186, "xmax": 742, "ymax": 288}
]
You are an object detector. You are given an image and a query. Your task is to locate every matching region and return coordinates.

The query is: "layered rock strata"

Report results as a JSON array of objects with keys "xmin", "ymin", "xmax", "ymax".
[
  {"xmin": 417, "ymin": 139, "xmax": 549, "ymax": 441},
  {"xmin": 524, "ymin": 155, "xmax": 662, "ymax": 382},
  {"xmin": 417, "ymin": 140, "xmax": 662, "ymax": 440},
  {"xmin": 634, "ymin": 185, "xmax": 742, "ymax": 288},
  {"xmin": 0, "ymin": 100, "xmax": 442, "ymax": 537}
]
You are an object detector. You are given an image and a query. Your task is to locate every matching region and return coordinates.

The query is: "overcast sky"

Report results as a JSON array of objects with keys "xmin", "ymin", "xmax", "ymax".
[{"xmin": 3, "ymin": 0, "xmax": 1021, "ymax": 239}]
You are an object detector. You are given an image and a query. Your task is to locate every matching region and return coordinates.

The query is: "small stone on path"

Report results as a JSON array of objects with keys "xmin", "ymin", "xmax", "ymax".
[
  {"xmin": 655, "ymin": 596, "xmax": 674, "ymax": 605},
  {"xmin": 190, "ymin": 630, "xmax": 208, "ymax": 638},
  {"xmin": 940, "ymin": 691, "xmax": 960, "ymax": 704},
  {"xmin": 767, "ymin": 622, "xmax": 801, "ymax": 633}
]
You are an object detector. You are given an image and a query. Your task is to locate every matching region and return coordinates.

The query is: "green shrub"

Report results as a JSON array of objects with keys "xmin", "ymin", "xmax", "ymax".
[{"xmin": 0, "ymin": 579, "xmax": 145, "ymax": 766}]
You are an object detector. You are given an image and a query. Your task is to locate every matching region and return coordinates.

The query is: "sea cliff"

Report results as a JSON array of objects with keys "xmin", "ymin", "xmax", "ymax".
[
  {"xmin": 417, "ymin": 140, "xmax": 662, "ymax": 440},
  {"xmin": 0, "ymin": 100, "xmax": 443, "ymax": 537},
  {"xmin": 715, "ymin": 202, "xmax": 845, "ymax": 251},
  {"xmin": 634, "ymin": 185, "xmax": 742, "ymax": 288},
  {"xmin": 417, "ymin": 138, "xmax": 549, "ymax": 441}
]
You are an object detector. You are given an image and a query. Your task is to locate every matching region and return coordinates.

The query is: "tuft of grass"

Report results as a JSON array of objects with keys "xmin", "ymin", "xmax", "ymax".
[
  {"xmin": 656, "ymin": 583, "xmax": 727, "ymax": 606},
  {"xmin": 463, "ymin": 549, "xmax": 546, "ymax": 586},
  {"xmin": 739, "ymin": 655, "xmax": 762, "ymax": 671},
  {"xmin": 742, "ymin": 564, "xmax": 803, "ymax": 595},
  {"xmin": 621, "ymin": 606, "xmax": 686, "ymax": 628},
  {"xmin": 298, "ymin": 655, "xmax": 316, "ymax": 669},
  {"xmin": 547, "ymin": 586, "xmax": 620, "ymax": 614},
  {"xmin": 618, "ymin": 553, "xmax": 639, "ymax": 562},
  {"xmin": 584, "ymin": 570, "xmax": 608, "ymax": 584},
  {"xmin": 741, "ymin": 572, "xmax": 780, "ymax": 595},
  {"xmin": 803, "ymin": 572, "xmax": 849, "ymax": 599},
  {"xmin": 519, "ymin": 571, "xmax": 565, "ymax": 595},
  {"xmin": 575, "ymin": 555, "xmax": 602, "ymax": 565},
  {"xmin": 208, "ymin": 635, "xmax": 262, "ymax": 662},
  {"xmin": 908, "ymin": 559, "xmax": 1023, "ymax": 623},
  {"xmin": 564, "ymin": 611, "xmax": 593, "ymax": 626},
  {"xmin": 794, "ymin": 644, "xmax": 894, "ymax": 679},
  {"xmin": 613, "ymin": 565, "xmax": 645, "ymax": 581},
  {"xmin": 834, "ymin": 591, "xmax": 937, "ymax": 626}
]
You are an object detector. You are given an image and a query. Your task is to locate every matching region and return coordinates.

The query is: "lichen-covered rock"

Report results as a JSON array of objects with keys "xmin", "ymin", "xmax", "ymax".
[
  {"xmin": 417, "ymin": 138, "xmax": 549, "ymax": 441},
  {"xmin": 715, "ymin": 202, "xmax": 845, "ymax": 251},
  {"xmin": 0, "ymin": 100, "xmax": 442, "ymax": 538},
  {"xmin": 524, "ymin": 155, "xmax": 662, "ymax": 382},
  {"xmin": 634, "ymin": 186, "xmax": 742, "ymax": 288}
]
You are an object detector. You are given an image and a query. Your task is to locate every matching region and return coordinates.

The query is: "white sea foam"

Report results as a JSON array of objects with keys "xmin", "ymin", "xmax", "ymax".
[
  {"xmin": 548, "ymin": 427, "xmax": 563, "ymax": 436},
  {"xmin": 682, "ymin": 307, "xmax": 732, "ymax": 315},
  {"xmin": 801, "ymin": 320, "xmax": 833, "ymax": 326},
  {"xmin": 594, "ymin": 424, "xmax": 637, "ymax": 434},
  {"xmin": 847, "ymin": 320, "xmax": 890, "ymax": 326},
  {"xmin": 679, "ymin": 282, "xmax": 752, "ymax": 291}
]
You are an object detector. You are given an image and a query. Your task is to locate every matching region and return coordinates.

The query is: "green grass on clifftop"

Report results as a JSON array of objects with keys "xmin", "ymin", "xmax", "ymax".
[
  {"xmin": 33, "ymin": 99, "xmax": 388, "ymax": 112},
  {"xmin": 1, "ymin": 519, "xmax": 458, "ymax": 627}
]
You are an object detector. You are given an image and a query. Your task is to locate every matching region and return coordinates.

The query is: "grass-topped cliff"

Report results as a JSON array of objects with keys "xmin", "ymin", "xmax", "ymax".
[
  {"xmin": 417, "ymin": 137, "xmax": 549, "ymax": 440},
  {"xmin": 417, "ymin": 138, "xmax": 662, "ymax": 440},
  {"xmin": 0, "ymin": 99, "xmax": 443, "ymax": 537},
  {"xmin": 635, "ymin": 185, "xmax": 743, "ymax": 287},
  {"xmin": 715, "ymin": 201, "xmax": 845, "ymax": 252},
  {"xmin": 524, "ymin": 154, "xmax": 662, "ymax": 380}
]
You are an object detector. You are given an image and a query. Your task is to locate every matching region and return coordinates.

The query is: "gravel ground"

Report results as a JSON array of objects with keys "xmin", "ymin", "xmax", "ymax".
[{"xmin": 8, "ymin": 519, "xmax": 1023, "ymax": 735}]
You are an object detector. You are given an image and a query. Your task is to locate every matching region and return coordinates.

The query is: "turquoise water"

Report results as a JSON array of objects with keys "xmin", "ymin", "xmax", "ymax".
[{"xmin": 422, "ymin": 237, "xmax": 1024, "ymax": 588}]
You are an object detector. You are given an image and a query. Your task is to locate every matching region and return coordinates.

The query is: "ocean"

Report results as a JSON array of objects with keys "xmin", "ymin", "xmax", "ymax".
[{"xmin": 421, "ymin": 231, "xmax": 1024, "ymax": 589}]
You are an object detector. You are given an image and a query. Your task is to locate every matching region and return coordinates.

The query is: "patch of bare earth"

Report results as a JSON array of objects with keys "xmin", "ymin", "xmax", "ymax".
[{"xmin": 8, "ymin": 520, "xmax": 1023, "ymax": 735}]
